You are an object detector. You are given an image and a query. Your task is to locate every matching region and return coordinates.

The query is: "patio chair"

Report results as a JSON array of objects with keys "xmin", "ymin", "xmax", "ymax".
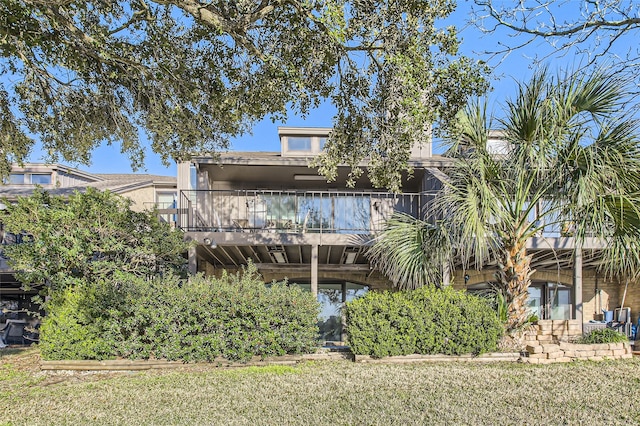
[{"xmin": 0, "ymin": 320, "xmax": 26, "ymax": 345}]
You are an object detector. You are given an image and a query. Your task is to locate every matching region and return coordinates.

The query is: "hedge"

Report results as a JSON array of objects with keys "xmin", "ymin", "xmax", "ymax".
[
  {"xmin": 345, "ymin": 286, "xmax": 503, "ymax": 358},
  {"xmin": 40, "ymin": 265, "xmax": 320, "ymax": 361}
]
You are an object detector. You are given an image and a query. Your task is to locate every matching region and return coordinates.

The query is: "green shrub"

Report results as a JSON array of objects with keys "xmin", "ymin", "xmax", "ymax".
[
  {"xmin": 40, "ymin": 265, "xmax": 320, "ymax": 362},
  {"xmin": 577, "ymin": 328, "xmax": 628, "ymax": 344},
  {"xmin": 39, "ymin": 286, "xmax": 113, "ymax": 360},
  {"xmin": 345, "ymin": 286, "xmax": 503, "ymax": 358}
]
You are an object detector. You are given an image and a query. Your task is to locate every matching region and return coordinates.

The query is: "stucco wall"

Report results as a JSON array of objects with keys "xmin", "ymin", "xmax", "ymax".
[{"xmin": 121, "ymin": 187, "xmax": 156, "ymax": 211}]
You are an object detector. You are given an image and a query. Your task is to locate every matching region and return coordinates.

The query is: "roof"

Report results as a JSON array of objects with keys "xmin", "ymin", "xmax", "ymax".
[
  {"xmin": 1, "ymin": 164, "xmax": 175, "ymax": 199},
  {"xmin": 192, "ymin": 151, "xmax": 454, "ymax": 168}
]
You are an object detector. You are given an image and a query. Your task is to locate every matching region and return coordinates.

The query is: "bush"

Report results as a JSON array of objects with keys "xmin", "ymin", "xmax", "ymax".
[
  {"xmin": 40, "ymin": 265, "xmax": 320, "ymax": 362},
  {"xmin": 345, "ymin": 286, "xmax": 503, "ymax": 358},
  {"xmin": 577, "ymin": 328, "xmax": 628, "ymax": 344},
  {"xmin": 39, "ymin": 286, "xmax": 113, "ymax": 360}
]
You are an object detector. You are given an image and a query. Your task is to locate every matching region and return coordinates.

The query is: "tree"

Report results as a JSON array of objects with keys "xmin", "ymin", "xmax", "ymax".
[
  {"xmin": 368, "ymin": 67, "xmax": 640, "ymax": 331},
  {"xmin": 472, "ymin": 1, "xmax": 640, "ymax": 73},
  {"xmin": 0, "ymin": 0, "xmax": 488, "ymax": 191},
  {"xmin": 1, "ymin": 187, "xmax": 189, "ymax": 296}
]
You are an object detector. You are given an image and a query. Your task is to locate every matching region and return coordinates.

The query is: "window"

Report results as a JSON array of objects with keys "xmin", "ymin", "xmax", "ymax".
[
  {"xmin": 8, "ymin": 174, "xmax": 24, "ymax": 184},
  {"xmin": 288, "ymin": 137, "xmax": 312, "ymax": 151},
  {"xmin": 156, "ymin": 192, "xmax": 177, "ymax": 224},
  {"xmin": 189, "ymin": 164, "xmax": 197, "ymax": 190},
  {"xmin": 547, "ymin": 283, "xmax": 572, "ymax": 320},
  {"xmin": 279, "ymin": 129, "xmax": 331, "ymax": 156},
  {"xmin": 30, "ymin": 174, "xmax": 52, "ymax": 185},
  {"xmin": 527, "ymin": 286, "xmax": 543, "ymax": 320},
  {"xmin": 469, "ymin": 281, "xmax": 573, "ymax": 320}
]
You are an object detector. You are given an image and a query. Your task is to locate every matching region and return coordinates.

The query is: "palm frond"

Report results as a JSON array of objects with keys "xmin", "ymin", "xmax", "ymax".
[
  {"xmin": 555, "ymin": 66, "xmax": 631, "ymax": 123},
  {"xmin": 444, "ymin": 98, "xmax": 491, "ymax": 156},
  {"xmin": 366, "ymin": 213, "xmax": 450, "ymax": 289},
  {"xmin": 600, "ymin": 233, "xmax": 640, "ymax": 281}
]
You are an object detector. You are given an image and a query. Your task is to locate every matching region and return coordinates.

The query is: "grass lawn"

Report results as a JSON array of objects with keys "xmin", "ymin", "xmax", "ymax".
[{"xmin": 2, "ymin": 348, "xmax": 640, "ymax": 425}]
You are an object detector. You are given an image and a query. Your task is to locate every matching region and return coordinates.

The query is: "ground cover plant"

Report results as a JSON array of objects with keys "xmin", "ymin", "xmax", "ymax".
[
  {"xmin": 2, "ymin": 348, "xmax": 640, "ymax": 425},
  {"xmin": 577, "ymin": 328, "xmax": 628, "ymax": 344},
  {"xmin": 345, "ymin": 285, "xmax": 503, "ymax": 357},
  {"xmin": 40, "ymin": 265, "xmax": 320, "ymax": 362}
]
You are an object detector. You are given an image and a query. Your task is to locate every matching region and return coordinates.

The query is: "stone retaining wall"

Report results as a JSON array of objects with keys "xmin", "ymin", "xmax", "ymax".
[
  {"xmin": 523, "ymin": 341, "xmax": 633, "ymax": 364},
  {"xmin": 524, "ymin": 320, "xmax": 583, "ymax": 344},
  {"xmin": 521, "ymin": 319, "xmax": 633, "ymax": 363}
]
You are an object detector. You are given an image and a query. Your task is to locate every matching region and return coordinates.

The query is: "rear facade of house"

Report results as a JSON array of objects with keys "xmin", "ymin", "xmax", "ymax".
[{"xmin": 179, "ymin": 127, "xmax": 640, "ymax": 341}]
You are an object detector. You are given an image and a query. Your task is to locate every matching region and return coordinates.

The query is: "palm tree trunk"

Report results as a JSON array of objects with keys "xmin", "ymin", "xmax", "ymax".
[{"xmin": 497, "ymin": 240, "xmax": 535, "ymax": 331}]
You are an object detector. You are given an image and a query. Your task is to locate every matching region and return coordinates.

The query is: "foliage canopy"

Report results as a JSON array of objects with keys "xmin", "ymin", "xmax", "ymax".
[
  {"xmin": 0, "ymin": 0, "xmax": 488, "ymax": 190},
  {"xmin": 1, "ymin": 187, "xmax": 189, "ymax": 295}
]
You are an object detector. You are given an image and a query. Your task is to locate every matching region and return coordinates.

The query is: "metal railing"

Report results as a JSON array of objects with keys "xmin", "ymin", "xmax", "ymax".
[{"xmin": 178, "ymin": 190, "xmax": 427, "ymax": 234}]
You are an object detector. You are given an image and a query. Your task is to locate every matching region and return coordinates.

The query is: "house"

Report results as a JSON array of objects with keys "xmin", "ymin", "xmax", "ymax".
[
  {"xmin": 178, "ymin": 127, "xmax": 639, "ymax": 340},
  {"xmin": 0, "ymin": 163, "xmax": 177, "ymax": 324}
]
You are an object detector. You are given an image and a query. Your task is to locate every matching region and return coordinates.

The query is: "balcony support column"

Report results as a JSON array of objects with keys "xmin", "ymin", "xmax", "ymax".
[
  {"xmin": 574, "ymin": 245, "xmax": 583, "ymax": 329},
  {"xmin": 311, "ymin": 244, "xmax": 318, "ymax": 298},
  {"xmin": 188, "ymin": 246, "xmax": 197, "ymax": 275}
]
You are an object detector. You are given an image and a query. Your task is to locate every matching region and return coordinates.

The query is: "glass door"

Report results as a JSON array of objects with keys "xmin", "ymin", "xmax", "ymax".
[
  {"xmin": 548, "ymin": 283, "xmax": 573, "ymax": 320},
  {"xmin": 527, "ymin": 286, "xmax": 543, "ymax": 320}
]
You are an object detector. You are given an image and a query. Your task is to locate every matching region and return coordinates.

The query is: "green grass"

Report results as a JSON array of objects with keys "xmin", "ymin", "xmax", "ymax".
[{"xmin": 1, "ymin": 348, "xmax": 640, "ymax": 425}]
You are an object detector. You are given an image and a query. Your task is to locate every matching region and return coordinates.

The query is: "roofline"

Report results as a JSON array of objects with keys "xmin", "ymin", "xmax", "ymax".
[
  {"xmin": 10, "ymin": 163, "xmax": 104, "ymax": 182},
  {"xmin": 191, "ymin": 153, "xmax": 454, "ymax": 168},
  {"xmin": 277, "ymin": 127, "xmax": 332, "ymax": 136}
]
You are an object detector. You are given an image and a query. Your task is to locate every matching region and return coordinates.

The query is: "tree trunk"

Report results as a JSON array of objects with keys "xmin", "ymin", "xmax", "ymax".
[{"xmin": 497, "ymin": 239, "xmax": 535, "ymax": 331}]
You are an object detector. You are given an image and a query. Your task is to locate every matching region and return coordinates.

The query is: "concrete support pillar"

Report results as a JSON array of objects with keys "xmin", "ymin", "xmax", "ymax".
[
  {"xmin": 188, "ymin": 246, "xmax": 197, "ymax": 275},
  {"xmin": 311, "ymin": 244, "xmax": 318, "ymax": 298},
  {"xmin": 574, "ymin": 246, "xmax": 583, "ymax": 329},
  {"xmin": 442, "ymin": 262, "xmax": 450, "ymax": 287}
]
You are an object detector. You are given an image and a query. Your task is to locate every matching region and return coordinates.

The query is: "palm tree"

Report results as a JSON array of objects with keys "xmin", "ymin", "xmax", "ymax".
[{"xmin": 368, "ymin": 68, "xmax": 640, "ymax": 331}]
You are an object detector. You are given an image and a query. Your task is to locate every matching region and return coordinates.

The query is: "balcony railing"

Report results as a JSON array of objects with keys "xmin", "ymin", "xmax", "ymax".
[{"xmin": 178, "ymin": 190, "xmax": 429, "ymax": 234}]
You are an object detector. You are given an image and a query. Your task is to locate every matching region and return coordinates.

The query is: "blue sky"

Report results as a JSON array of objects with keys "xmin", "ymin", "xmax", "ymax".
[{"xmin": 25, "ymin": 2, "xmax": 596, "ymax": 177}]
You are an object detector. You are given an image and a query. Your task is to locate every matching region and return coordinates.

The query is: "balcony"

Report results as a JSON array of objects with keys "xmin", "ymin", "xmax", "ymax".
[{"xmin": 178, "ymin": 190, "xmax": 428, "ymax": 234}]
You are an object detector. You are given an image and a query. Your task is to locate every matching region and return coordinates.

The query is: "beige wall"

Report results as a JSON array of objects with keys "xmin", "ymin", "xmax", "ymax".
[
  {"xmin": 121, "ymin": 187, "xmax": 157, "ymax": 211},
  {"xmin": 622, "ymin": 279, "xmax": 640, "ymax": 324}
]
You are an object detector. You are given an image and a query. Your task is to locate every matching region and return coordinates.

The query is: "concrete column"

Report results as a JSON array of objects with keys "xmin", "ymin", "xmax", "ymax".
[
  {"xmin": 188, "ymin": 246, "xmax": 197, "ymax": 275},
  {"xmin": 176, "ymin": 161, "xmax": 190, "ymax": 192},
  {"xmin": 574, "ymin": 246, "xmax": 583, "ymax": 329},
  {"xmin": 311, "ymin": 244, "xmax": 318, "ymax": 298},
  {"xmin": 442, "ymin": 262, "xmax": 450, "ymax": 287}
]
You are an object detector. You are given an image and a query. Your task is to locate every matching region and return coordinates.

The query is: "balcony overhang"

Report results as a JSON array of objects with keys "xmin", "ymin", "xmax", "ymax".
[{"xmin": 189, "ymin": 229, "xmax": 610, "ymax": 273}]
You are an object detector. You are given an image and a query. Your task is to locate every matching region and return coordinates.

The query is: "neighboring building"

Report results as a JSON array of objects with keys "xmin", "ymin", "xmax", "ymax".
[
  {"xmin": 178, "ymin": 127, "xmax": 637, "ymax": 340},
  {"xmin": 0, "ymin": 163, "xmax": 177, "ymax": 323},
  {"xmin": 1, "ymin": 163, "xmax": 177, "ymax": 212}
]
